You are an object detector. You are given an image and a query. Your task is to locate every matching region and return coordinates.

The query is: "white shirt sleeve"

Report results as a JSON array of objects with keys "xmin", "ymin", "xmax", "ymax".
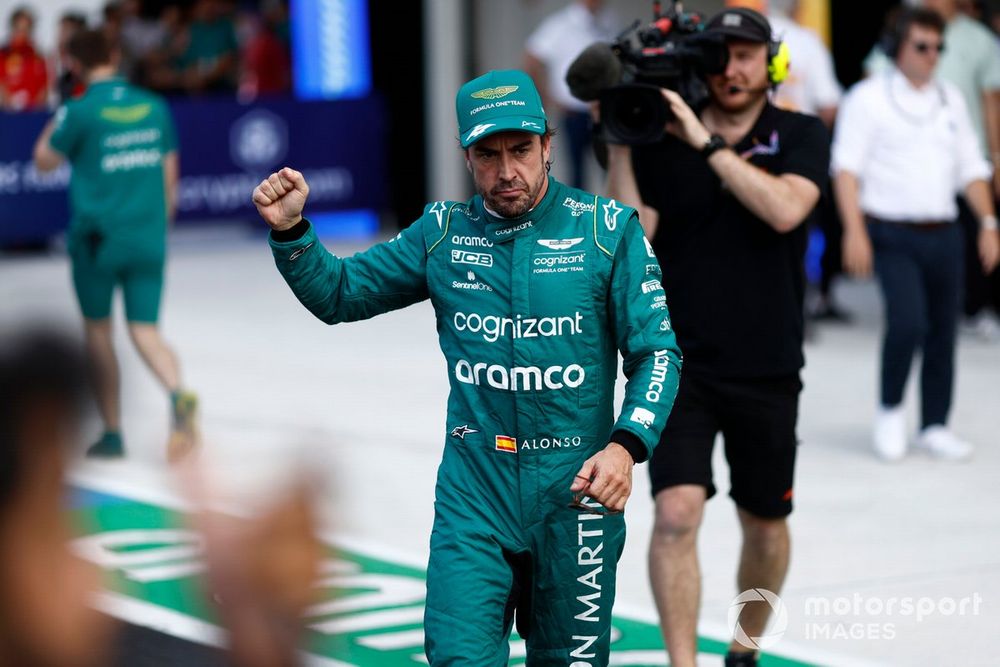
[
  {"xmin": 831, "ymin": 83, "xmax": 875, "ymax": 176},
  {"xmin": 525, "ymin": 15, "xmax": 561, "ymax": 63},
  {"xmin": 809, "ymin": 40, "xmax": 843, "ymax": 110},
  {"xmin": 947, "ymin": 85, "xmax": 993, "ymax": 188}
]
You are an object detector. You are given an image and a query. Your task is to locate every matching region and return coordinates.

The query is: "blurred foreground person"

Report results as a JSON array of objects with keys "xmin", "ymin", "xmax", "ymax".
[
  {"xmin": 833, "ymin": 8, "xmax": 999, "ymax": 461},
  {"xmin": 0, "ymin": 330, "xmax": 116, "ymax": 667},
  {"xmin": 186, "ymin": 469, "xmax": 324, "ymax": 667},
  {"xmin": 254, "ymin": 69, "xmax": 681, "ymax": 665},
  {"xmin": 0, "ymin": 328, "xmax": 323, "ymax": 666},
  {"xmin": 33, "ymin": 29, "xmax": 198, "ymax": 462}
]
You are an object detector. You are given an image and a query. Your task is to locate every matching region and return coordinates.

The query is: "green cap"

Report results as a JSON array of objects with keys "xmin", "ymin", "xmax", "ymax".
[{"xmin": 456, "ymin": 69, "xmax": 547, "ymax": 148}]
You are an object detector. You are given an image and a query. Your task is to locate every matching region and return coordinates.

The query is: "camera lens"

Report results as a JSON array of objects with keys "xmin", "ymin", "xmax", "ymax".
[{"xmin": 600, "ymin": 84, "xmax": 670, "ymax": 145}]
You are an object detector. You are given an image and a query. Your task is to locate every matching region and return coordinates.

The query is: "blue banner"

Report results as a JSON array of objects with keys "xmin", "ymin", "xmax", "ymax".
[
  {"xmin": 292, "ymin": 0, "xmax": 372, "ymax": 100},
  {"xmin": 0, "ymin": 95, "xmax": 385, "ymax": 245}
]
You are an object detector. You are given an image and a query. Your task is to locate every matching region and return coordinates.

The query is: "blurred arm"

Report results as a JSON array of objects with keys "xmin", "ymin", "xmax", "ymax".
[
  {"xmin": 604, "ymin": 144, "xmax": 659, "ymax": 238},
  {"xmin": 32, "ymin": 118, "xmax": 64, "ymax": 173},
  {"xmin": 833, "ymin": 171, "xmax": 865, "ymax": 235},
  {"xmin": 984, "ymin": 89, "xmax": 1000, "ymax": 196},
  {"xmin": 164, "ymin": 150, "xmax": 179, "ymax": 222},
  {"xmin": 523, "ymin": 52, "xmax": 553, "ymax": 114}
]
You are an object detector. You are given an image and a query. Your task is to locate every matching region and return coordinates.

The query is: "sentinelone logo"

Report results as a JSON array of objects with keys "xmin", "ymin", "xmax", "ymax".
[{"xmin": 70, "ymin": 483, "xmax": 818, "ymax": 666}]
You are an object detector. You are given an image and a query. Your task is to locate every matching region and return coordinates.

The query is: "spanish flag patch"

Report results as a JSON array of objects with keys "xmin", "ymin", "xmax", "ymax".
[{"xmin": 495, "ymin": 435, "xmax": 517, "ymax": 453}]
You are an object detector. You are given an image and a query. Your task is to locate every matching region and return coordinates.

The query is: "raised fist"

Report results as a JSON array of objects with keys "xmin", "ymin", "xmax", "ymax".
[{"xmin": 252, "ymin": 167, "xmax": 310, "ymax": 232}]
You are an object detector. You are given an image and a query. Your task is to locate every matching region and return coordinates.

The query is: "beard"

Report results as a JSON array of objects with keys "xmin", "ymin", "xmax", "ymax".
[
  {"xmin": 478, "ymin": 174, "xmax": 546, "ymax": 219},
  {"xmin": 711, "ymin": 80, "xmax": 769, "ymax": 114}
]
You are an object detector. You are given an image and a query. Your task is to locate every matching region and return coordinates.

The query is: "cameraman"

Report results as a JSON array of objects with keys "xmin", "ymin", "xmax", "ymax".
[{"xmin": 604, "ymin": 8, "xmax": 829, "ymax": 667}]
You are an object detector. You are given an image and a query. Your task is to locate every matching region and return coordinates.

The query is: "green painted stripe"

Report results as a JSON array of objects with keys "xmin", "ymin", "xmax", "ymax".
[{"xmin": 69, "ymin": 484, "xmax": 816, "ymax": 666}]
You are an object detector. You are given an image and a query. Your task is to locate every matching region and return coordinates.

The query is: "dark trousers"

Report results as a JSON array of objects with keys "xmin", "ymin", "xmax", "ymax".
[
  {"xmin": 562, "ymin": 110, "xmax": 592, "ymax": 189},
  {"xmin": 868, "ymin": 220, "xmax": 963, "ymax": 428},
  {"xmin": 959, "ymin": 196, "xmax": 1000, "ymax": 317}
]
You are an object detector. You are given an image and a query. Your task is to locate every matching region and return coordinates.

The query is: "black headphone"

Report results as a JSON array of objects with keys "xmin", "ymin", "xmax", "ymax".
[
  {"xmin": 880, "ymin": 9, "xmax": 908, "ymax": 59},
  {"xmin": 719, "ymin": 8, "xmax": 790, "ymax": 85}
]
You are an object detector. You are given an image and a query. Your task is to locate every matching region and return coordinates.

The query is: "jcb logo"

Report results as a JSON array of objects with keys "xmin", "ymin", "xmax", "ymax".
[{"xmin": 451, "ymin": 250, "xmax": 494, "ymax": 267}]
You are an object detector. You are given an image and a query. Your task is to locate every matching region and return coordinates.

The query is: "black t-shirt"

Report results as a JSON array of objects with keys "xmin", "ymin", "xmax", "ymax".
[{"xmin": 632, "ymin": 104, "xmax": 830, "ymax": 378}]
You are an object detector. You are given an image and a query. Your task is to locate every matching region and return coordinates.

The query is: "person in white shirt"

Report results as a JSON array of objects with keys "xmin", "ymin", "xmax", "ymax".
[
  {"xmin": 865, "ymin": 0, "xmax": 1000, "ymax": 337},
  {"xmin": 524, "ymin": 0, "xmax": 618, "ymax": 189},
  {"xmin": 832, "ymin": 7, "xmax": 999, "ymax": 462}
]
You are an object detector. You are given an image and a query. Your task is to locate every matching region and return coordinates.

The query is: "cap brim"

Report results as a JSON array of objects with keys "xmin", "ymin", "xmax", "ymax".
[
  {"xmin": 705, "ymin": 26, "xmax": 768, "ymax": 42},
  {"xmin": 460, "ymin": 115, "xmax": 546, "ymax": 148}
]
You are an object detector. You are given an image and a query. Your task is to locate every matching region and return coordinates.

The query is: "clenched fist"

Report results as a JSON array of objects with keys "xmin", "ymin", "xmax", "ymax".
[{"xmin": 252, "ymin": 167, "xmax": 310, "ymax": 232}]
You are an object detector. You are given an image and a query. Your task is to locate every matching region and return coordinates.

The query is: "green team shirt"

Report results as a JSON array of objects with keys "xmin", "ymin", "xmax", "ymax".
[{"xmin": 49, "ymin": 77, "xmax": 177, "ymax": 251}]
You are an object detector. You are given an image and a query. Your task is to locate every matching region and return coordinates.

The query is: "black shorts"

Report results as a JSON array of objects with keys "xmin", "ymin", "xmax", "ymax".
[{"xmin": 648, "ymin": 372, "xmax": 802, "ymax": 518}]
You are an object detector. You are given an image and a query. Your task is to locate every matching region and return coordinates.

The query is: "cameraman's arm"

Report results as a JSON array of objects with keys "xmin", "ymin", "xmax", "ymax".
[
  {"xmin": 707, "ymin": 151, "xmax": 820, "ymax": 233},
  {"xmin": 660, "ymin": 89, "xmax": 823, "ymax": 233},
  {"xmin": 523, "ymin": 53, "xmax": 554, "ymax": 116},
  {"xmin": 605, "ymin": 144, "xmax": 660, "ymax": 238}
]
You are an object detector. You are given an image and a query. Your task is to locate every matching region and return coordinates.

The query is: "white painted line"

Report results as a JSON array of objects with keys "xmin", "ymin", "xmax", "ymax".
[
  {"xmin": 124, "ymin": 560, "xmax": 207, "ymax": 583},
  {"xmin": 355, "ymin": 628, "xmax": 424, "ymax": 650},
  {"xmin": 94, "ymin": 590, "xmax": 225, "ymax": 647},
  {"xmin": 310, "ymin": 607, "xmax": 425, "ymax": 634}
]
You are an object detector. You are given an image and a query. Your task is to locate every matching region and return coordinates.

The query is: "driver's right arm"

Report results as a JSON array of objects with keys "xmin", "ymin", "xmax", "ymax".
[{"xmin": 255, "ymin": 168, "xmax": 431, "ymax": 324}]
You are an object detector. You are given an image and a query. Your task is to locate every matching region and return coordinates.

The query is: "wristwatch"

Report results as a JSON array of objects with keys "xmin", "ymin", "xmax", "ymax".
[{"xmin": 701, "ymin": 134, "xmax": 727, "ymax": 159}]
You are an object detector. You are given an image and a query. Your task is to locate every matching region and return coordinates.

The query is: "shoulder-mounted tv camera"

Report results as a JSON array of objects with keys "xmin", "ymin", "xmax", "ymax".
[{"xmin": 566, "ymin": 0, "xmax": 727, "ymax": 145}]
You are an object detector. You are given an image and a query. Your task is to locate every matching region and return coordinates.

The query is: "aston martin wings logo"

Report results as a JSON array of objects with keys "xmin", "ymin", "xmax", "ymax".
[{"xmin": 471, "ymin": 85, "xmax": 519, "ymax": 100}]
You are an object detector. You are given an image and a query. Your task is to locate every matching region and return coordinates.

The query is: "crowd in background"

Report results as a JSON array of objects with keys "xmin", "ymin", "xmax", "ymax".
[{"xmin": 0, "ymin": 0, "xmax": 290, "ymax": 111}]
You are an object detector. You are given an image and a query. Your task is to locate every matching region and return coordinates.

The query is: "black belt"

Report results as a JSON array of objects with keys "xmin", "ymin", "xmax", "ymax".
[{"xmin": 866, "ymin": 216, "xmax": 953, "ymax": 230}]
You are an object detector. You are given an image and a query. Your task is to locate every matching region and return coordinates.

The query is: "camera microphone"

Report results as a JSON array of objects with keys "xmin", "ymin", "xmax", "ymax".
[{"xmin": 566, "ymin": 42, "xmax": 623, "ymax": 102}]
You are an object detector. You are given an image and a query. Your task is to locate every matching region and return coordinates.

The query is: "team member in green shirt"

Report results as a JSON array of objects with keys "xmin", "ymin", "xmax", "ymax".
[
  {"xmin": 33, "ymin": 29, "xmax": 197, "ymax": 462},
  {"xmin": 255, "ymin": 70, "xmax": 682, "ymax": 665}
]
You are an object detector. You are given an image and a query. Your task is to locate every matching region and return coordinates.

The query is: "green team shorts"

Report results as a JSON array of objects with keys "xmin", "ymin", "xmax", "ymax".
[{"xmin": 70, "ymin": 232, "xmax": 165, "ymax": 323}]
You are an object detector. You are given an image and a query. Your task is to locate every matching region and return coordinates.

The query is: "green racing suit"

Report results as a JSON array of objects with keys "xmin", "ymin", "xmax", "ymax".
[{"xmin": 269, "ymin": 176, "xmax": 681, "ymax": 665}]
